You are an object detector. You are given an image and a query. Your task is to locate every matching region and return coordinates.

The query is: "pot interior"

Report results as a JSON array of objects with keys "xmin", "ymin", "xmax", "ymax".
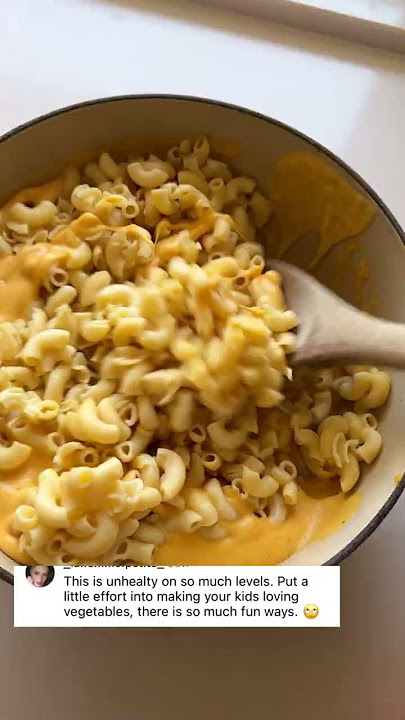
[{"xmin": 0, "ymin": 96, "xmax": 403, "ymax": 576}]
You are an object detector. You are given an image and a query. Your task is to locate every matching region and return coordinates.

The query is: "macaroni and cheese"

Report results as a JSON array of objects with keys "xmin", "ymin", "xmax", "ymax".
[{"xmin": 0, "ymin": 138, "xmax": 389, "ymax": 566}]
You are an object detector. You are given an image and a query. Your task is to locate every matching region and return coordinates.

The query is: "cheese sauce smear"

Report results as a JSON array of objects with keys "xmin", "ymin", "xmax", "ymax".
[
  {"xmin": 0, "ymin": 158, "xmax": 374, "ymax": 568},
  {"xmin": 269, "ymin": 153, "xmax": 375, "ymax": 267}
]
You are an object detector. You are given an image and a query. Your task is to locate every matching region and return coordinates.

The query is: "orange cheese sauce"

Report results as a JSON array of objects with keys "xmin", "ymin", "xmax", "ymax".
[
  {"xmin": 0, "ymin": 453, "xmax": 50, "ymax": 564},
  {"xmin": 0, "ymin": 255, "xmax": 37, "ymax": 322},
  {"xmin": 269, "ymin": 153, "xmax": 375, "ymax": 267},
  {"xmin": 0, "ymin": 167, "xmax": 367, "ymax": 568},
  {"xmin": 0, "ymin": 178, "xmax": 62, "ymax": 222},
  {"xmin": 154, "ymin": 486, "xmax": 361, "ymax": 566},
  {"xmin": 0, "ymin": 244, "xmax": 67, "ymax": 322}
]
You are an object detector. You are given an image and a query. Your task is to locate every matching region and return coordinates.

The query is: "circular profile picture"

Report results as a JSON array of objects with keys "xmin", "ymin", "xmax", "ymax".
[{"xmin": 25, "ymin": 566, "xmax": 55, "ymax": 588}]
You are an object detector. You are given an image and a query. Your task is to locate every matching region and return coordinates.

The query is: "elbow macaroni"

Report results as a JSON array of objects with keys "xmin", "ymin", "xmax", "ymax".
[{"xmin": 0, "ymin": 137, "xmax": 389, "ymax": 566}]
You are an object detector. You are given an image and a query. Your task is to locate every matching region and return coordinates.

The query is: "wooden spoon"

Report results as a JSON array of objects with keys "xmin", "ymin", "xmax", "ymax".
[{"xmin": 270, "ymin": 259, "xmax": 405, "ymax": 368}]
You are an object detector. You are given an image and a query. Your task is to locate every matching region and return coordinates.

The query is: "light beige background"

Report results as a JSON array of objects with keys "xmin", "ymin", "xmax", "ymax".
[
  {"xmin": 0, "ymin": 1, "xmax": 404, "ymax": 718},
  {"xmin": 193, "ymin": 0, "xmax": 405, "ymax": 53}
]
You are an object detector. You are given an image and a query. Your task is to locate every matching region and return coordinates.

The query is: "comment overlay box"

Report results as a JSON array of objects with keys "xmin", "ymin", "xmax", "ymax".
[{"xmin": 15, "ymin": 566, "xmax": 340, "ymax": 627}]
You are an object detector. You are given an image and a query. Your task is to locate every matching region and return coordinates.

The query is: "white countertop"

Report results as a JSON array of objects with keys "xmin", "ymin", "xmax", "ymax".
[{"xmin": 1, "ymin": 1, "xmax": 405, "ymax": 718}]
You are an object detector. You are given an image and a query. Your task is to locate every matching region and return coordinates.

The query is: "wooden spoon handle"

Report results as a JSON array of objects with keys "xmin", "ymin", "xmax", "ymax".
[
  {"xmin": 270, "ymin": 259, "xmax": 405, "ymax": 369},
  {"xmin": 292, "ymin": 304, "xmax": 405, "ymax": 368}
]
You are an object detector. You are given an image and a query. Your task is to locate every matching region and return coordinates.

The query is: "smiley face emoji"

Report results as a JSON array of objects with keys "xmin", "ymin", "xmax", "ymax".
[{"xmin": 304, "ymin": 604, "xmax": 319, "ymax": 620}]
